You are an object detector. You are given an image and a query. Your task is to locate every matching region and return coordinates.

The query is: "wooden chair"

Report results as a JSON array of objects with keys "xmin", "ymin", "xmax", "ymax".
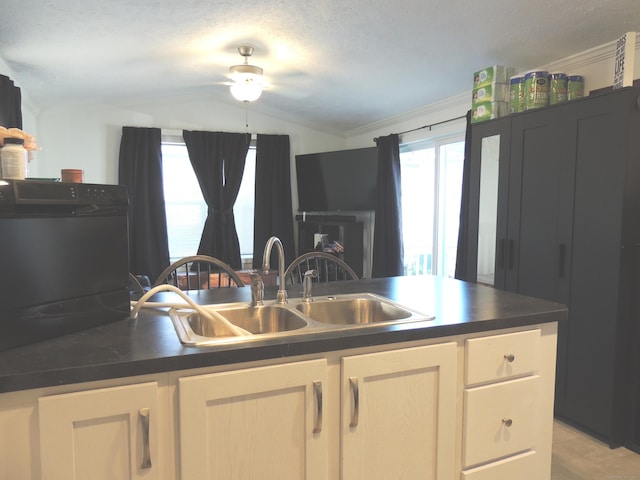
[
  {"xmin": 153, "ymin": 255, "xmax": 245, "ymax": 290},
  {"xmin": 128, "ymin": 273, "xmax": 147, "ymax": 295},
  {"xmin": 284, "ymin": 251, "xmax": 359, "ymax": 285}
]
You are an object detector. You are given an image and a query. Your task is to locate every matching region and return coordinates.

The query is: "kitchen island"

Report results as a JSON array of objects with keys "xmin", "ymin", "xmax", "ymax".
[{"xmin": 0, "ymin": 275, "xmax": 566, "ymax": 480}]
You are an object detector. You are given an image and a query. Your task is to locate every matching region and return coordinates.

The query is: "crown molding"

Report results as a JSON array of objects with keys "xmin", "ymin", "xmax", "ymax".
[
  {"xmin": 537, "ymin": 34, "xmax": 638, "ymax": 73},
  {"xmin": 346, "ymin": 91, "xmax": 469, "ymax": 139}
]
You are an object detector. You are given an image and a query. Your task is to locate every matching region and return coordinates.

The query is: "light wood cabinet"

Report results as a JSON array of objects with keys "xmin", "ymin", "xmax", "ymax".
[
  {"xmin": 0, "ymin": 322, "xmax": 556, "ymax": 480},
  {"xmin": 341, "ymin": 343, "xmax": 457, "ymax": 480},
  {"xmin": 461, "ymin": 451, "xmax": 537, "ymax": 480},
  {"xmin": 178, "ymin": 343, "xmax": 457, "ymax": 480},
  {"xmin": 461, "ymin": 327, "xmax": 556, "ymax": 479},
  {"xmin": 178, "ymin": 359, "xmax": 329, "ymax": 480},
  {"xmin": 39, "ymin": 382, "xmax": 160, "ymax": 480}
]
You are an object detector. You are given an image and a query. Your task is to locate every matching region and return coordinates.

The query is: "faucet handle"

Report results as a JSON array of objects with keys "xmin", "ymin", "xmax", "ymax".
[{"xmin": 248, "ymin": 273, "xmax": 264, "ymax": 307}]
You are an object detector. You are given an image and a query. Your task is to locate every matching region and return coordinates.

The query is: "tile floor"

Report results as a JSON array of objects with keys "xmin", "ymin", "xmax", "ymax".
[{"xmin": 552, "ymin": 420, "xmax": 640, "ymax": 479}]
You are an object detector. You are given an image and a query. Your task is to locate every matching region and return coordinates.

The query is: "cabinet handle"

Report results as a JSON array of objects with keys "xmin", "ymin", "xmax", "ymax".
[
  {"xmin": 502, "ymin": 418, "xmax": 513, "ymax": 427},
  {"xmin": 349, "ymin": 377, "xmax": 360, "ymax": 428},
  {"xmin": 504, "ymin": 353, "xmax": 515, "ymax": 363},
  {"xmin": 313, "ymin": 381, "xmax": 323, "ymax": 434},
  {"xmin": 139, "ymin": 408, "xmax": 152, "ymax": 469}
]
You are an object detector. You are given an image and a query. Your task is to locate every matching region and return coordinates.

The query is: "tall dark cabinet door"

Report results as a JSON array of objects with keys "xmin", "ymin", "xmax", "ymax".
[
  {"xmin": 505, "ymin": 108, "xmax": 572, "ymax": 301},
  {"xmin": 554, "ymin": 90, "xmax": 640, "ymax": 446}
]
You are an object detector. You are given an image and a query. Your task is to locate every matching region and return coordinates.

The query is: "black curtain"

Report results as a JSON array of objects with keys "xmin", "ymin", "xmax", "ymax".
[
  {"xmin": 372, "ymin": 134, "xmax": 404, "ymax": 278},
  {"xmin": 183, "ymin": 130, "xmax": 250, "ymax": 269},
  {"xmin": 454, "ymin": 111, "xmax": 473, "ymax": 281},
  {"xmin": 253, "ymin": 134, "xmax": 296, "ymax": 269},
  {"xmin": 0, "ymin": 74, "xmax": 22, "ymax": 129},
  {"xmin": 118, "ymin": 127, "xmax": 170, "ymax": 281}
]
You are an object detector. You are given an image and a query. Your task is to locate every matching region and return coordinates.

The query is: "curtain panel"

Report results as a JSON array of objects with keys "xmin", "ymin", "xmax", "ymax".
[
  {"xmin": 372, "ymin": 134, "xmax": 404, "ymax": 278},
  {"xmin": 0, "ymin": 74, "xmax": 23, "ymax": 129},
  {"xmin": 183, "ymin": 130, "xmax": 250, "ymax": 269},
  {"xmin": 253, "ymin": 134, "xmax": 296, "ymax": 269},
  {"xmin": 454, "ymin": 111, "xmax": 473, "ymax": 281},
  {"xmin": 118, "ymin": 126, "xmax": 170, "ymax": 281}
]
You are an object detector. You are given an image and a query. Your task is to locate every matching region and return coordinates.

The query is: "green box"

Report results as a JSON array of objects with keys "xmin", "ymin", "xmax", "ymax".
[
  {"xmin": 473, "ymin": 65, "xmax": 514, "ymax": 88},
  {"xmin": 472, "ymin": 83, "xmax": 509, "ymax": 106},
  {"xmin": 471, "ymin": 101, "xmax": 509, "ymax": 123}
]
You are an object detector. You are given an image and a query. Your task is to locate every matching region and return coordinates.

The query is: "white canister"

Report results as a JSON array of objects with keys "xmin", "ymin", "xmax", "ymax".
[{"xmin": 1, "ymin": 137, "xmax": 28, "ymax": 180}]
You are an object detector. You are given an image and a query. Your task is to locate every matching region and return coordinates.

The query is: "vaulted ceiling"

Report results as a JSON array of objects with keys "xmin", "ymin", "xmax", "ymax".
[{"xmin": 1, "ymin": 0, "xmax": 638, "ymax": 132}]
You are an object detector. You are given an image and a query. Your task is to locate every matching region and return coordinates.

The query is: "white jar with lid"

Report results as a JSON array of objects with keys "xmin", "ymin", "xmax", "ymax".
[{"xmin": 1, "ymin": 137, "xmax": 28, "ymax": 180}]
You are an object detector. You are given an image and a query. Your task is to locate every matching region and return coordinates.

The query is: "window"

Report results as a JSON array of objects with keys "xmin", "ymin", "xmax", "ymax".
[
  {"xmin": 161, "ymin": 139, "xmax": 256, "ymax": 266},
  {"xmin": 400, "ymin": 136, "xmax": 464, "ymax": 278}
]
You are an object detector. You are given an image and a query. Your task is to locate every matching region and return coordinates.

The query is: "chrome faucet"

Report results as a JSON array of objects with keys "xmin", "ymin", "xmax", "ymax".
[
  {"xmin": 302, "ymin": 269, "xmax": 318, "ymax": 302},
  {"xmin": 248, "ymin": 273, "xmax": 264, "ymax": 307},
  {"xmin": 262, "ymin": 236, "xmax": 287, "ymax": 304}
]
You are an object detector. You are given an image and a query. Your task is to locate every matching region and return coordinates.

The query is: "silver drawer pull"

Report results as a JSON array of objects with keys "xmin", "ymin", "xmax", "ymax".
[
  {"xmin": 504, "ymin": 354, "xmax": 515, "ymax": 363},
  {"xmin": 502, "ymin": 418, "xmax": 513, "ymax": 427},
  {"xmin": 313, "ymin": 381, "xmax": 323, "ymax": 434},
  {"xmin": 349, "ymin": 377, "xmax": 359, "ymax": 428},
  {"xmin": 139, "ymin": 408, "xmax": 152, "ymax": 469}
]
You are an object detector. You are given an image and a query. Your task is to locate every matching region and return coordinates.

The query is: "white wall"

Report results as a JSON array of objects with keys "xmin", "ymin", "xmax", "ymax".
[{"xmin": 27, "ymin": 99, "xmax": 347, "ymax": 184}]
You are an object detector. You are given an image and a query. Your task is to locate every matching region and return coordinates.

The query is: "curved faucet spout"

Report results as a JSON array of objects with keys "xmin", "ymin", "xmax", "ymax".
[{"xmin": 262, "ymin": 236, "xmax": 288, "ymax": 304}]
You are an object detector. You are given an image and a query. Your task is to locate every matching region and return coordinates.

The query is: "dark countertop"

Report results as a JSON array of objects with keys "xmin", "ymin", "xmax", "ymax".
[{"xmin": 0, "ymin": 275, "xmax": 567, "ymax": 394}]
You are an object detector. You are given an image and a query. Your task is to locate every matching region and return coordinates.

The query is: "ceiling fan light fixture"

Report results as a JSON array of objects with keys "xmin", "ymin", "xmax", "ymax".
[
  {"xmin": 230, "ymin": 77, "xmax": 263, "ymax": 102},
  {"xmin": 229, "ymin": 45, "xmax": 264, "ymax": 102}
]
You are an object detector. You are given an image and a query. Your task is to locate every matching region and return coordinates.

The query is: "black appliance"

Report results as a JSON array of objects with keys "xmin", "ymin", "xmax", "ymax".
[
  {"xmin": 0, "ymin": 180, "xmax": 130, "ymax": 351},
  {"xmin": 295, "ymin": 147, "xmax": 378, "ymax": 212}
]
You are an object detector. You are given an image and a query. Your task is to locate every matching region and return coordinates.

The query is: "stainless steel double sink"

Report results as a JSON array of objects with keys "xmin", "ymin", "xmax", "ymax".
[{"xmin": 169, "ymin": 293, "xmax": 434, "ymax": 347}]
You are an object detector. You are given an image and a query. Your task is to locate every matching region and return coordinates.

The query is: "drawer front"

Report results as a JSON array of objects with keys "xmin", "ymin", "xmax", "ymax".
[
  {"xmin": 465, "ymin": 329, "xmax": 540, "ymax": 386},
  {"xmin": 462, "ymin": 450, "xmax": 538, "ymax": 480},
  {"xmin": 463, "ymin": 375, "xmax": 540, "ymax": 467}
]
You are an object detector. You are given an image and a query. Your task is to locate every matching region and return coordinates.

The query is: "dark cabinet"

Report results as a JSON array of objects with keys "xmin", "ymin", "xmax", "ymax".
[
  {"xmin": 295, "ymin": 216, "xmax": 364, "ymax": 278},
  {"xmin": 464, "ymin": 87, "xmax": 640, "ymax": 449}
]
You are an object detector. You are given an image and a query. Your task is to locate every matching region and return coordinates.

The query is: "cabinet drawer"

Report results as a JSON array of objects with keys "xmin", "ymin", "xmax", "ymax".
[
  {"xmin": 462, "ymin": 450, "xmax": 537, "ymax": 480},
  {"xmin": 463, "ymin": 375, "xmax": 540, "ymax": 467},
  {"xmin": 465, "ymin": 329, "xmax": 540, "ymax": 385}
]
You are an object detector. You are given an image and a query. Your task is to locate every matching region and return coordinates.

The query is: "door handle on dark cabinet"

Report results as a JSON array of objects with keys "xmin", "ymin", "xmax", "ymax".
[{"xmin": 558, "ymin": 244, "xmax": 566, "ymax": 278}]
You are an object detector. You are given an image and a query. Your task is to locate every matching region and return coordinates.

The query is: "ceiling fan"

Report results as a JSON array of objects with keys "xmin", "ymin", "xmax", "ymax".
[{"xmin": 228, "ymin": 45, "xmax": 265, "ymax": 102}]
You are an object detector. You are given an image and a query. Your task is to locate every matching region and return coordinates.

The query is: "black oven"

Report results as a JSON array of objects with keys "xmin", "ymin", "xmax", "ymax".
[{"xmin": 0, "ymin": 180, "xmax": 130, "ymax": 351}]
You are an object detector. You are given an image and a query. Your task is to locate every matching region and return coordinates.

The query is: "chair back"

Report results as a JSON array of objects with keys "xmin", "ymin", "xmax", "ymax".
[
  {"xmin": 128, "ymin": 273, "xmax": 147, "ymax": 295},
  {"xmin": 153, "ymin": 255, "xmax": 245, "ymax": 290},
  {"xmin": 285, "ymin": 252, "xmax": 359, "ymax": 285}
]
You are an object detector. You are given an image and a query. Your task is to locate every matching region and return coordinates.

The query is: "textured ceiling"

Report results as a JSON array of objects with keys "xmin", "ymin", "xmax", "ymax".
[{"xmin": 1, "ymin": 0, "xmax": 639, "ymax": 133}]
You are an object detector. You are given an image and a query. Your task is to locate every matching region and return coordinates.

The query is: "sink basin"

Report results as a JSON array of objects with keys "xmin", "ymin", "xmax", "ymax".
[
  {"xmin": 170, "ymin": 305, "xmax": 308, "ymax": 345},
  {"xmin": 295, "ymin": 294, "xmax": 413, "ymax": 325},
  {"xmin": 167, "ymin": 293, "xmax": 433, "ymax": 347}
]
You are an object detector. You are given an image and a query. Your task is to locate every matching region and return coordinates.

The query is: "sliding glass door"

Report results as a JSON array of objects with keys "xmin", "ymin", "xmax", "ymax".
[{"xmin": 400, "ymin": 136, "xmax": 464, "ymax": 277}]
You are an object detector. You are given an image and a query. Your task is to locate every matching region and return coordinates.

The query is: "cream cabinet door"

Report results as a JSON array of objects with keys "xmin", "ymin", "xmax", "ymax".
[
  {"xmin": 178, "ymin": 359, "xmax": 328, "ymax": 480},
  {"xmin": 341, "ymin": 343, "xmax": 457, "ymax": 480},
  {"xmin": 39, "ymin": 382, "xmax": 159, "ymax": 480}
]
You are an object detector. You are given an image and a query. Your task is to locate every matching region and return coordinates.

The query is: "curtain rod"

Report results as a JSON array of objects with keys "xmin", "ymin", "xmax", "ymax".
[{"xmin": 373, "ymin": 114, "xmax": 467, "ymax": 142}]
